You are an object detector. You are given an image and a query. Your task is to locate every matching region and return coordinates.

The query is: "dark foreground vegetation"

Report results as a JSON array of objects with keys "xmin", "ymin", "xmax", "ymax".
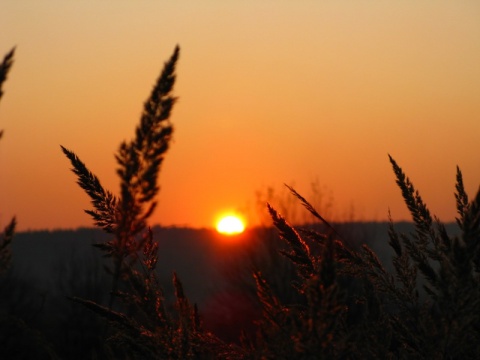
[{"xmin": 1, "ymin": 46, "xmax": 479, "ymax": 359}]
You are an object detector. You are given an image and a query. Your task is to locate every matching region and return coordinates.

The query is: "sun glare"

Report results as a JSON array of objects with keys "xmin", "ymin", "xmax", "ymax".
[{"xmin": 216, "ymin": 215, "xmax": 245, "ymax": 235}]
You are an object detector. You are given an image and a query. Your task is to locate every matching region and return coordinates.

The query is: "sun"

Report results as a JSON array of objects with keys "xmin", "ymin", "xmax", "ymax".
[{"xmin": 216, "ymin": 215, "xmax": 246, "ymax": 235}]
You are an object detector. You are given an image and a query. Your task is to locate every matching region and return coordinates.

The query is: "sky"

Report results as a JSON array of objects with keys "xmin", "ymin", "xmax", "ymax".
[{"xmin": 1, "ymin": 1, "xmax": 480, "ymax": 231}]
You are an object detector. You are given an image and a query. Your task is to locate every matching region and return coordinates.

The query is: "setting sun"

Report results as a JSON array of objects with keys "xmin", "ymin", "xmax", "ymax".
[{"xmin": 216, "ymin": 215, "xmax": 246, "ymax": 235}]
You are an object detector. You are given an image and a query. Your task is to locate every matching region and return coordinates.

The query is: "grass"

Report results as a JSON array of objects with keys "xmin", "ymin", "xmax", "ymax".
[
  {"xmin": 1, "ymin": 45, "xmax": 480, "ymax": 358},
  {"xmin": 0, "ymin": 47, "xmax": 16, "ymax": 275}
]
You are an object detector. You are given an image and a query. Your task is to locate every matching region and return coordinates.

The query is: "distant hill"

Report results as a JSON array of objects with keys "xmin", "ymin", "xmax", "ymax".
[
  {"xmin": 4, "ymin": 221, "xmax": 462, "ymax": 347},
  {"xmin": 9, "ymin": 222, "xmax": 460, "ymax": 304}
]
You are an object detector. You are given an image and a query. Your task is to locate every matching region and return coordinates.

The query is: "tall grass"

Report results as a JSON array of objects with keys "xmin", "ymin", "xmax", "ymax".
[
  {"xmin": 1, "ymin": 47, "xmax": 60, "ymax": 360},
  {"xmin": 0, "ymin": 47, "xmax": 16, "ymax": 274},
  {"xmin": 61, "ymin": 46, "xmax": 243, "ymax": 359},
  {"xmin": 247, "ymin": 157, "xmax": 480, "ymax": 358}
]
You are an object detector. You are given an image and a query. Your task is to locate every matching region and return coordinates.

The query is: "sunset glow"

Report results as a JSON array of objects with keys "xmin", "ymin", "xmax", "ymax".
[
  {"xmin": 216, "ymin": 215, "xmax": 245, "ymax": 235},
  {"xmin": 1, "ymin": 2, "xmax": 480, "ymax": 231}
]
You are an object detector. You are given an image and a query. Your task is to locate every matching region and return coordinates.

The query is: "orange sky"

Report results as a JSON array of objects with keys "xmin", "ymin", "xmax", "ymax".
[{"xmin": 1, "ymin": 1, "xmax": 480, "ymax": 231}]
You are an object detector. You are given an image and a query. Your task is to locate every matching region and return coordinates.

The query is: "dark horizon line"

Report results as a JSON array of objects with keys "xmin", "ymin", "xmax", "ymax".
[{"xmin": 13, "ymin": 219, "xmax": 459, "ymax": 235}]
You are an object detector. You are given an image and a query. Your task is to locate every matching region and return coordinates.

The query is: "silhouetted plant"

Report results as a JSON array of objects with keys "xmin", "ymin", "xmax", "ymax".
[
  {"xmin": 61, "ymin": 46, "xmax": 244, "ymax": 359},
  {"xmin": 1, "ymin": 47, "xmax": 60, "ymax": 360},
  {"xmin": 249, "ymin": 198, "xmax": 351, "ymax": 358},
  {"xmin": 0, "ymin": 47, "xmax": 16, "ymax": 274},
  {"xmin": 219, "ymin": 183, "xmax": 369, "ymax": 343},
  {"xmin": 0, "ymin": 47, "xmax": 15, "ymax": 100},
  {"xmin": 251, "ymin": 156, "xmax": 480, "ymax": 359},
  {"xmin": 61, "ymin": 44, "xmax": 178, "ymax": 303},
  {"xmin": 0, "ymin": 218, "xmax": 15, "ymax": 276}
]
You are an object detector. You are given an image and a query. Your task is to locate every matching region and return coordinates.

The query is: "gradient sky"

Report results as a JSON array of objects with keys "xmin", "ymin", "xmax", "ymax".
[{"xmin": 1, "ymin": 1, "xmax": 480, "ymax": 231}]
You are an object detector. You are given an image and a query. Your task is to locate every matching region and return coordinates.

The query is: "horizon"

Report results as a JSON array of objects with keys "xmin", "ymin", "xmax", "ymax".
[
  {"xmin": 1, "ymin": 1, "xmax": 480, "ymax": 232},
  {"xmin": 12, "ymin": 219, "xmax": 461, "ymax": 235}
]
